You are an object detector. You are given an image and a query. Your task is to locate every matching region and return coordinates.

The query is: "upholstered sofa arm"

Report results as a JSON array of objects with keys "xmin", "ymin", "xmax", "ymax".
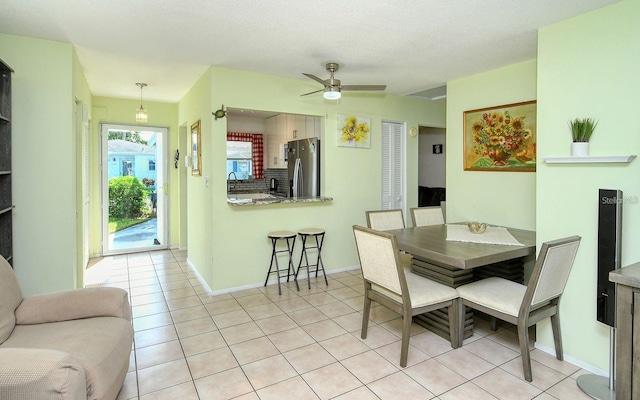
[
  {"xmin": 15, "ymin": 287, "xmax": 132, "ymax": 325},
  {"xmin": 0, "ymin": 348, "xmax": 86, "ymax": 400}
]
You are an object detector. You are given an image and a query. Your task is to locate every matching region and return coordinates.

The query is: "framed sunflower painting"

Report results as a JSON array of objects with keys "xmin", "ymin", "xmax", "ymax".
[{"xmin": 463, "ymin": 100, "xmax": 537, "ymax": 172}]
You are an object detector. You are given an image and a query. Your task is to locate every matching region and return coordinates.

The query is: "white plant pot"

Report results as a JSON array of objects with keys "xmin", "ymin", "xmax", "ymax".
[{"xmin": 571, "ymin": 142, "xmax": 589, "ymax": 157}]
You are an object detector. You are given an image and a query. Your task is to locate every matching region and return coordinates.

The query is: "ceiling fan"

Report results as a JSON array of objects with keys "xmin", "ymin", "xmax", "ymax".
[{"xmin": 301, "ymin": 62, "xmax": 386, "ymax": 100}]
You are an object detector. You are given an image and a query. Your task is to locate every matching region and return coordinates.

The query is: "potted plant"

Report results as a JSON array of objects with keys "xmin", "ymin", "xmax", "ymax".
[{"xmin": 569, "ymin": 118, "xmax": 598, "ymax": 156}]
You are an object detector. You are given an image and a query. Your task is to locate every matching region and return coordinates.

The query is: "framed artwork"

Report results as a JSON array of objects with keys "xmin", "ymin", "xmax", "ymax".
[
  {"xmin": 191, "ymin": 120, "xmax": 202, "ymax": 176},
  {"xmin": 338, "ymin": 114, "xmax": 371, "ymax": 148},
  {"xmin": 463, "ymin": 100, "xmax": 536, "ymax": 172}
]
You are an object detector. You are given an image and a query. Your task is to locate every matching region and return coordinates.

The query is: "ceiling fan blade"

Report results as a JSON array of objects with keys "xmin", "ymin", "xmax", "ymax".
[
  {"xmin": 341, "ymin": 84, "xmax": 387, "ymax": 91},
  {"xmin": 303, "ymin": 73, "xmax": 329, "ymax": 87},
  {"xmin": 300, "ymin": 89, "xmax": 324, "ymax": 96}
]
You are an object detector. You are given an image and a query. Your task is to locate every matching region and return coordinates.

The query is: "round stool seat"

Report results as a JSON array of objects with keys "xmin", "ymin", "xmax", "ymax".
[
  {"xmin": 268, "ymin": 230, "xmax": 296, "ymax": 239},
  {"xmin": 298, "ymin": 228, "xmax": 325, "ymax": 236}
]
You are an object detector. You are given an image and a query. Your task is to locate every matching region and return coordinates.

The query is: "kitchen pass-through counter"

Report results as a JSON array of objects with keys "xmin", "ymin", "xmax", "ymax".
[{"xmin": 227, "ymin": 192, "xmax": 333, "ymax": 206}]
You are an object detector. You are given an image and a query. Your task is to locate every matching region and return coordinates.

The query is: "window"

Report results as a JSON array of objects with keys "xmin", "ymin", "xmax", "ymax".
[
  {"xmin": 149, "ymin": 160, "xmax": 156, "ymax": 171},
  {"xmin": 226, "ymin": 141, "xmax": 253, "ymax": 180}
]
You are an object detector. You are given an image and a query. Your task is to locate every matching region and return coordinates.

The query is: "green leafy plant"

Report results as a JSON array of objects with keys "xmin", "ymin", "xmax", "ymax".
[
  {"xmin": 108, "ymin": 176, "xmax": 146, "ymax": 219},
  {"xmin": 569, "ymin": 118, "xmax": 598, "ymax": 142}
]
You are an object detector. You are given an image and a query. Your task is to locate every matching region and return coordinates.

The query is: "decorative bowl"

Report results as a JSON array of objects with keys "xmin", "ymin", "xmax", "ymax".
[{"xmin": 467, "ymin": 221, "xmax": 487, "ymax": 234}]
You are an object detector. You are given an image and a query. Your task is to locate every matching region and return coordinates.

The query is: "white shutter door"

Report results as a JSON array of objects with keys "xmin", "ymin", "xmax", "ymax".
[{"xmin": 381, "ymin": 121, "xmax": 405, "ymax": 211}]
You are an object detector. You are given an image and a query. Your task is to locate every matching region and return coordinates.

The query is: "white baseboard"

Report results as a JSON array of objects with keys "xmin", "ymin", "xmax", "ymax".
[{"xmin": 534, "ymin": 342, "xmax": 609, "ymax": 377}]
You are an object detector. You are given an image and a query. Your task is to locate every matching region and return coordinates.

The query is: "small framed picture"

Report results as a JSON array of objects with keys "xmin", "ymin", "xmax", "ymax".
[{"xmin": 433, "ymin": 144, "xmax": 443, "ymax": 154}]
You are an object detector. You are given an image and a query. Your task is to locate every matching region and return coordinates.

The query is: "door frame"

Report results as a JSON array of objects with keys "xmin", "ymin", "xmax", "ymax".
[{"xmin": 100, "ymin": 123, "xmax": 170, "ymax": 255}]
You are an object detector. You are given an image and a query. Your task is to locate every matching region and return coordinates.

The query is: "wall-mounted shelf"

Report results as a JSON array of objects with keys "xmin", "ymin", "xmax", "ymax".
[{"xmin": 543, "ymin": 155, "xmax": 636, "ymax": 164}]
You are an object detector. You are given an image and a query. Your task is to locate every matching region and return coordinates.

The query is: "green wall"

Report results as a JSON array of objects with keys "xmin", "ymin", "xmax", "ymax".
[
  {"xmin": 536, "ymin": 0, "xmax": 640, "ymax": 371},
  {"xmin": 0, "ymin": 33, "xmax": 85, "ymax": 296},
  {"xmin": 89, "ymin": 96, "xmax": 180, "ymax": 256},
  {"xmin": 179, "ymin": 66, "xmax": 445, "ymax": 291},
  {"xmin": 446, "ymin": 60, "xmax": 537, "ymax": 231}
]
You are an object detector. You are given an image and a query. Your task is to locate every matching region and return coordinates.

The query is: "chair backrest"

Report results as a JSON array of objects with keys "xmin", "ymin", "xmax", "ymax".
[
  {"xmin": 352, "ymin": 225, "xmax": 407, "ymax": 299},
  {"xmin": 410, "ymin": 206, "xmax": 445, "ymax": 227},
  {"xmin": 524, "ymin": 236, "xmax": 581, "ymax": 310},
  {"xmin": 366, "ymin": 209, "xmax": 405, "ymax": 231}
]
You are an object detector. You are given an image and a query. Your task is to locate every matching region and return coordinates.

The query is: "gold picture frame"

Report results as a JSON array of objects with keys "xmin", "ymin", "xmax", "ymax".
[
  {"xmin": 463, "ymin": 100, "xmax": 537, "ymax": 172},
  {"xmin": 191, "ymin": 120, "xmax": 202, "ymax": 176}
]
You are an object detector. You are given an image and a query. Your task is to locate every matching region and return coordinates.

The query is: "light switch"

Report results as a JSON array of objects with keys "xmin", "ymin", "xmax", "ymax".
[{"xmin": 205, "ymin": 176, "xmax": 209, "ymax": 187}]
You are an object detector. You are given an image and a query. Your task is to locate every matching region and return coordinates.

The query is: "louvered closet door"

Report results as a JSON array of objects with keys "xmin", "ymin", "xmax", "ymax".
[{"xmin": 381, "ymin": 121, "xmax": 405, "ymax": 213}]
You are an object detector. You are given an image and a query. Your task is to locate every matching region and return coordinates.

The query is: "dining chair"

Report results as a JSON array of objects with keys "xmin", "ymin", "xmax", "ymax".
[
  {"xmin": 352, "ymin": 225, "xmax": 460, "ymax": 367},
  {"xmin": 456, "ymin": 235, "xmax": 581, "ymax": 382},
  {"xmin": 410, "ymin": 206, "xmax": 445, "ymax": 227},
  {"xmin": 365, "ymin": 209, "xmax": 412, "ymax": 269}
]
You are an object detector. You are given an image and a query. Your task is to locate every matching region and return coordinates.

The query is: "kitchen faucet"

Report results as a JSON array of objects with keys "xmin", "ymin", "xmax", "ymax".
[{"xmin": 227, "ymin": 172, "xmax": 238, "ymax": 191}]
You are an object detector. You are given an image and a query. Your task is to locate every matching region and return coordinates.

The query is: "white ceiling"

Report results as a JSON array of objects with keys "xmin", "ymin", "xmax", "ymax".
[{"xmin": 1, "ymin": 0, "xmax": 619, "ymax": 103}]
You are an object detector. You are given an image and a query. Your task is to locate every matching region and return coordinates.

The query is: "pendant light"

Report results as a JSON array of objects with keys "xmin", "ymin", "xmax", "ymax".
[{"xmin": 135, "ymin": 83, "xmax": 148, "ymax": 123}]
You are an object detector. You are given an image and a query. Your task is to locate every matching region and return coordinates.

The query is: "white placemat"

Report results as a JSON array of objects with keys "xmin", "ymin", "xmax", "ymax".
[{"xmin": 446, "ymin": 224, "xmax": 524, "ymax": 246}]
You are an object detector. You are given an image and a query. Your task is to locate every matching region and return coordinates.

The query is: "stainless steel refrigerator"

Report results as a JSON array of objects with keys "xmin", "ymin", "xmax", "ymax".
[{"xmin": 287, "ymin": 138, "xmax": 320, "ymax": 197}]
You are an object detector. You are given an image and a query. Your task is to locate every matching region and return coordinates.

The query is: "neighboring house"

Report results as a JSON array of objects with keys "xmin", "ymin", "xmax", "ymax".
[{"xmin": 107, "ymin": 139, "xmax": 157, "ymax": 186}]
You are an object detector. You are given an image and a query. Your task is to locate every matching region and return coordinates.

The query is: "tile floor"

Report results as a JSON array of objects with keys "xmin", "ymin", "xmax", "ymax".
[{"xmin": 89, "ymin": 249, "xmax": 595, "ymax": 400}]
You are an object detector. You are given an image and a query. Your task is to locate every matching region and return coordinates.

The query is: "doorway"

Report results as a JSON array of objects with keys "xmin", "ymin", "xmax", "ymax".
[
  {"xmin": 101, "ymin": 124, "xmax": 168, "ymax": 254},
  {"xmin": 417, "ymin": 126, "xmax": 446, "ymax": 215}
]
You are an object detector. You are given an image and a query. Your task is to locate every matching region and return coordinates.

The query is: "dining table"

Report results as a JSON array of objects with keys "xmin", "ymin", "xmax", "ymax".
[{"xmin": 387, "ymin": 223, "xmax": 536, "ymax": 341}]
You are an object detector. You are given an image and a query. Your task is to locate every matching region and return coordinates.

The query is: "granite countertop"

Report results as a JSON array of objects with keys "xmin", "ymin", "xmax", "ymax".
[
  {"xmin": 609, "ymin": 261, "xmax": 640, "ymax": 288},
  {"xmin": 227, "ymin": 192, "xmax": 333, "ymax": 206}
]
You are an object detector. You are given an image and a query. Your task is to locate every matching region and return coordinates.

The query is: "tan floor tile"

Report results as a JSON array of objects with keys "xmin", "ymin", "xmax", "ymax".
[
  {"xmin": 316, "ymin": 301, "xmax": 357, "ymax": 318},
  {"xmin": 341, "ymin": 350, "xmax": 399, "ymax": 384},
  {"xmin": 288, "ymin": 307, "xmax": 329, "ymax": 326},
  {"xmin": 435, "ymin": 348, "xmax": 496, "ymax": 380},
  {"xmin": 378, "ymin": 318, "xmax": 428, "ymax": 338},
  {"xmin": 333, "ymin": 312, "xmax": 365, "ymax": 332},
  {"xmin": 439, "ymin": 382, "xmax": 498, "ymax": 400},
  {"xmin": 255, "ymin": 314, "xmax": 298, "ymax": 335},
  {"xmin": 132, "ymin": 301, "xmax": 169, "ymax": 318},
  {"xmin": 274, "ymin": 297, "xmax": 313, "ymax": 313},
  {"xmin": 133, "ymin": 312, "xmax": 173, "ymax": 331},
  {"xmin": 530, "ymin": 349, "xmax": 581, "ymax": 376},
  {"xmin": 302, "ymin": 319, "xmax": 348, "ymax": 341},
  {"xmin": 236, "ymin": 292, "xmax": 272, "ymax": 308},
  {"xmin": 319, "ymin": 333, "xmax": 370, "ymax": 360},
  {"xmin": 501, "ymin": 357, "xmax": 566, "ymax": 391},
  {"xmin": 464, "ymin": 337, "xmax": 520, "ymax": 366},
  {"xmin": 255, "ymin": 376, "xmax": 319, "ymax": 400},
  {"xmin": 472, "ymin": 368, "xmax": 542, "ymax": 399},
  {"xmin": 161, "ymin": 279, "xmax": 192, "ymax": 291},
  {"xmin": 368, "ymin": 371, "xmax": 435, "ymax": 400},
  {"xmin": 284, "ymin": 343, "xmax": 337, "ymax": 374},
  {"xmin": 116, "ymin": 371, "xmax": 138, "ymax": 400},
  {"xmin": 374, "ymin": 340, "xmax": 431, "ymax": 367},
  {"xmin": 405, "ymin": 359, "xmax": 468, "ymax": 396},
  {"xmin": 194, "ymin": 367, "xmax": 254, "ymax": 400},
  {"xmin": 241, "ymin": 354, "xmax": 298, "ymax": 389},
  {"xmin": 186, "ymin": 346, "xmax": 239, "ymax": 379},
  {"xmin": 332, "ymin": 386, "xmax": 380, "ymax": 400},
  {"xmin": 138, "ymin": 381, "xmax": 198, "ymax": 400},
  {"xmin": 302, "ymin": 362, "xmax": 362, "ymax": 400},
  {"xmin": 334, "ymin": 275, "xmax": 364, "ymax": 286},
  {"xmin": 326, "ymin": 286, "xmax": 361, "ymax": 301},
  {"xmin": 213, "ymin": 309, "xmax": 252, "ymax": 329},
  {"xmin": 410, "ymin": 330, "xmax": 456, "ymax": 357},
  {"xmin": 163, "ymin": 286, "xmax": 197, "ymax": 300},
  {"xmin": 129, "ymin": 277, "xmax": 160, "ymax": 288},
  {"xmin": 180, "ymin": 330, "xmax": 227, "ymax": 356},
  {"xmin": 220, "ymin": 321, "xmax": 265, "ymax": 345},
  {"xmin": 342, "ymin": 296, "xmax": 365, "ymax": 311},
  {"xmin": 205, "ymin": 298, "xmax": 242, "ymax": 315},
  {"xmin": 135, "ymin": 340, "xmax": 184, "ymax": 369},
  {"xmin": 304, "ymin": 291, "xmax": 339, "ymax": 307},
  {"xmin": 174, "ymin": 316, "xmax": 217, "ymax": 338},
  {"xmin": 134, "ymin": 325, "xmax": 178, "ymax": 348},
  {"xmin": 166, "ymin": 295, "xmax": 202, "ymax": 311},
  {"xmin": 368, "ymin": 305, "xmax": 401, "ymax": 324},
  {"xmin": 358, "ymin": 325, "xmax": 401, "ymax": 349},
  {"xmin": 230, "ymin": 336, "xmax": 279, "ymax": 365},
  {"xmin": 268, "ymin": 327, "xmax": 315, "ymax": 353},
  {"xmin": 137, "ymin": 359, "xmax": 192, "ymax": 395},
  {"xmin": 130, "ymin": 292, "xmax": 166, "ymax": 307},
  {"xmin": 170, "ymin": 304, "xmax": 209, "ymax": 323},
  {"xmin": 245, "ymin": 302, "xmax": 284, "ymax": 320},
  {"xmin": 129, "ymin": 284, "xmax": 163, "ymax": 297}
]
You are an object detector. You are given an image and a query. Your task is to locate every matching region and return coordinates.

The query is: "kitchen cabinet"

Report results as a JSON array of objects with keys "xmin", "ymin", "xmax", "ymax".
[
  {"xmin": 609, "ymin": 262, "xmax": 640, "ymax": 399},
  {"xmin": 0, "ymin": 59, "xmax": 13, "ymax": 266}
]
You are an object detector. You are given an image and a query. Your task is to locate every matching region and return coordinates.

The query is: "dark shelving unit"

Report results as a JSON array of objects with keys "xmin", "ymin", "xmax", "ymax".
[{"xmin": 0, "ymin": 58, "xmax": 13, "ymax": 266}]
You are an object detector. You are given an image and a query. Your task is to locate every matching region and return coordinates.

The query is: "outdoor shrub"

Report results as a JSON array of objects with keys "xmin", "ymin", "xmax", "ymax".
[{"xmin": 109, "ymin": 176, "xmax": 146, "ymax": 218}]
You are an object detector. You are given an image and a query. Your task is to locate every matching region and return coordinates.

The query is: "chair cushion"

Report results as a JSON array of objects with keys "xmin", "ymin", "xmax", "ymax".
[
  {"xmin": 0, "ymin": 256, "xmax": 23, "ymax": 344},
  {"xmin": 457, "ymin": 277, "xmax": 526, "ymax": 317},
  {"xmin": 405, "ymin": 271, "xmax": 458, "ymax": 308}
]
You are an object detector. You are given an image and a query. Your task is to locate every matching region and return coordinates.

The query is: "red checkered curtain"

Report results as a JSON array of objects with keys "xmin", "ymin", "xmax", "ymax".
[{"xmin": 226, "ymin": 132, "xmax": 264, "ymax": 179}]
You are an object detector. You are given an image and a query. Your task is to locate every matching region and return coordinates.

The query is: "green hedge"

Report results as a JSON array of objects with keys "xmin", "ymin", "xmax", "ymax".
[{"xmin": 109, "ymin": 176, "xmax": 146, "ymax": 219}]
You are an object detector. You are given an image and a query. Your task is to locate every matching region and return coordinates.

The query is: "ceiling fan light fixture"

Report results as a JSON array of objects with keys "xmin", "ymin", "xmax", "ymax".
[
  {"xmin": 323, "ymin": 87, "xmax": 341, "ymax": 100},
  {"xmin": 135, "ymin": 83, "xmax": 148, "ymax": 123}
]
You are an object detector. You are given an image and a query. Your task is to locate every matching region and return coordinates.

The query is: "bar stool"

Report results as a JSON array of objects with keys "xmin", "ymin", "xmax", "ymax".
[
  {"xmin": 265, "ymin": 231, "xmax": 299, "ymax": 295},
  {"xmin": 295, "ymin": 228, "xmax": 328, "ymax": 289}
]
